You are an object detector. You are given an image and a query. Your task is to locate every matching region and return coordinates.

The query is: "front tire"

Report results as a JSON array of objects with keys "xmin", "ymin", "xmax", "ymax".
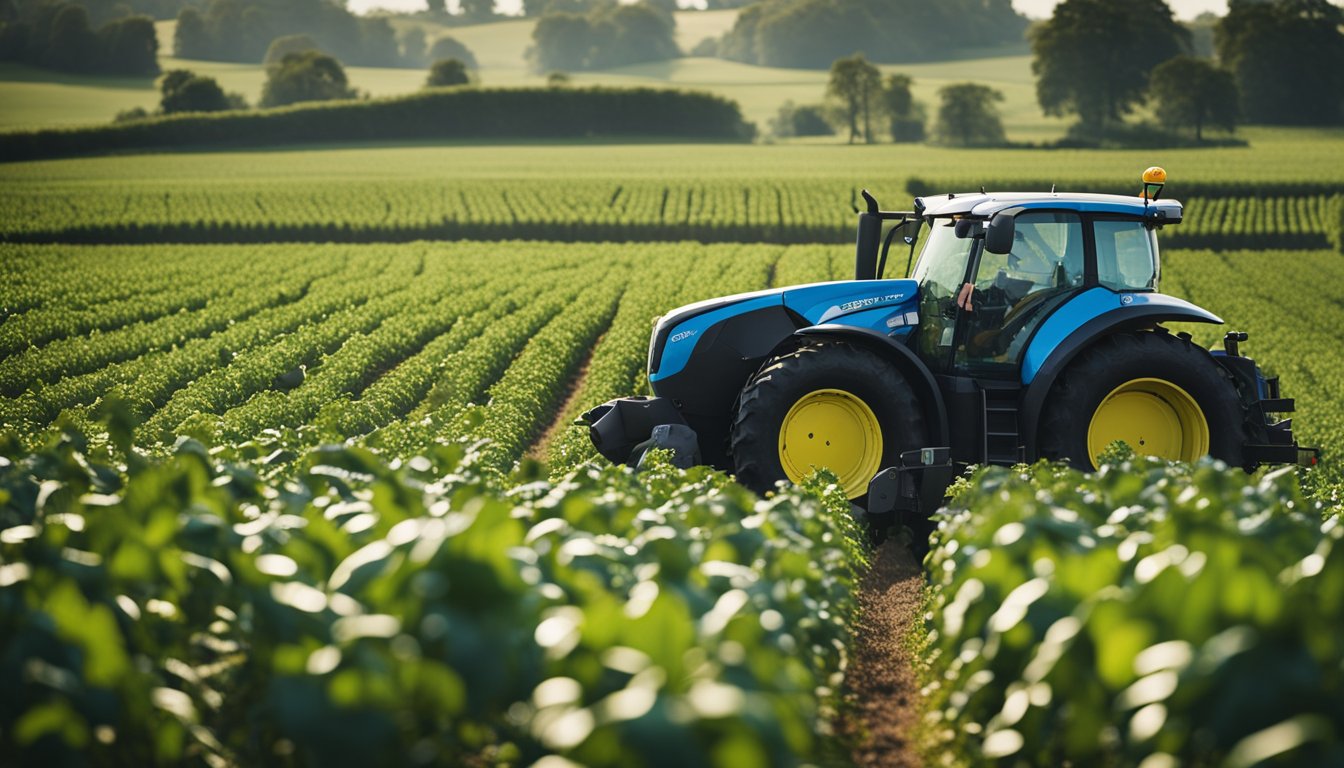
[
  {"xmin": 731, "ymin": 339, "xmax": 926, "ymax": 502},
  {"xmin": 1038, "ymin": 331, "xmax": 1248, "ymax": 470}
]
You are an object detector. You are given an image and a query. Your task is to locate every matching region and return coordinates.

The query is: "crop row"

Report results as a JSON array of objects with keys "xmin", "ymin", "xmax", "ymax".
[
  {"xmin": 4, "ymin": 244, "xmax": 1343, "ymax": 481},
  {"xmin": 921, "ymin": 457, "xmax": 1342, "ymax": 765},
  {"xmin": 545, "ymin": 245, "xmax": 830, "ymax": 473},
  {"xmin": 0, "ymin": 412, "xmax": 863, "ymax": 766},
  {"xmin": 0, "ymin": 181, "xmax": 1337, "ymax": 251}
]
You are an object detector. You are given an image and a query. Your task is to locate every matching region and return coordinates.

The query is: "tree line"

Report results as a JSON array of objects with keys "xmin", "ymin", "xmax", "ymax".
[
  {"xmin": 779, "ymin": 0, "xmax": 1342, "ymax": 148},
  {"xmin": 115, "ymin": 45, "xmax": 480, "ymax": 123},
  {"xmin": 1032, "ymin": 0, "xmax": 1342, "ymax": 136},
  {"xmin": 173, "ymin": 0, "xmax": 403, "ymax": 67},
  {"xmin": 526, "ymin": 0, "xmax": 679, "ymax": 73},
  {"xmin": 0, "ymin": 0, "xmax": 158, "ymax": 75},
  {"xmin": 717, "ymin": 0, "xmax": 1027, "ymax": 70}
]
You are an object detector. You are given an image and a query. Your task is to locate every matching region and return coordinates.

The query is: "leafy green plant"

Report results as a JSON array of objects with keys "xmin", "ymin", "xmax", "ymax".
[
  {"xmin": 919, "ymin": 457, "xmax": 1344, "ymax": 767},
  {"xmin": 0, "ymin": 420, "xmax": 865, "ymax": 766}
]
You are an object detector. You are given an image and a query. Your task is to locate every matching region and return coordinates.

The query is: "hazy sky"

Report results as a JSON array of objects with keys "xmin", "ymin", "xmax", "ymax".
[{"xmin": 347, "ymin": 0, "xmax": 1242, "ymax": 20}]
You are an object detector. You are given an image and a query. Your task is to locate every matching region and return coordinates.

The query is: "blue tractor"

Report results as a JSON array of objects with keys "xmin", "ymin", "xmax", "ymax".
[{"xmin": 584, "ymin": 169, "xmax": 1315, "ymax": 529}]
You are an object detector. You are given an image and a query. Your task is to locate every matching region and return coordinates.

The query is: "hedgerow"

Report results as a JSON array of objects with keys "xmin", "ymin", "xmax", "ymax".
[{"xmin": 0, "ymin": 87, "xmax": 755, "ymax": 163}]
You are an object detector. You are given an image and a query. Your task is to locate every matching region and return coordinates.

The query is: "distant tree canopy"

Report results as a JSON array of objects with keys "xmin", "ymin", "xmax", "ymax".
[
  {"xmin": 7, "ymin": 0, "xmax": 179, "ymax": 26},
  {"xmin": 768, "ymin": 101, "xmax": 833, "ymax": 138},
  {"xmin": 520, "ymin": 0, "xmax": 602, "ymax": 17},
  {"xmin": 1215, "ymin": 0, "xmax": 1344, "ymax": 125},
  {"xmin": 159, "ymin": 68, "xmax": 246, "ymax": 113},
  {"xmin": 882, "ymin": 73, "xmax": 925, "ymax": 142},
  {"xmin": 717, "ymin": 0, "xmax": 1027, "ymax": 69},
  {"xmin": 1150, "ymin": 55, "xmax": 1238, "ymax": 140},
  {"xmin": 934, "ymin": 83, "xmax": 1005, "ymax": 147},
  {"xmin": 426, "ymin": 58, "xmax": 470, "ymax": 87},
  {"xmin": 1031, "ymin": 0, "xmax": 1189, "ymax": 128},
  {"xmin": 827, "ymin": 53, "xmax": 881, "ymax": 144},
  {"xmin": 458, "ymin": 0, "xmax": 496, "ymax": 23},
  {"xmin": 259, "ymin": 50, "xmax": 358, "ymax": 108},
  {"xmin": 399, "ymin": 26, "xmax": 426, "ymax": 66},
  {"xmin": 427, "ymin": 35, "xmax": 477, "ymax": 70},
  {"xmin": 526, "ymin": 1, "xmax": 679, "ymax": 73},
  {"xmin": 0, "ymin": 1, "xmax": 159, "ymax": 75},
  {"xmin": 264, "ymin": 34, "xmax": 320, "ymax": 65},
  {"xmin": 173, "ymin": 0, "xmax": 402, "ymax": 67}
]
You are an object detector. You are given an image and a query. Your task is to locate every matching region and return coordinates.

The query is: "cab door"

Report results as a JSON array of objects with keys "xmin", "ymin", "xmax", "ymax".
[{"xmin": 953, "ymin": 210, "xmax": 1087, "ymax": 378}]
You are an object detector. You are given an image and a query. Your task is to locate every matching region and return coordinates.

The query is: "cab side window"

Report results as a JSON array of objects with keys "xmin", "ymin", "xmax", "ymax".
[
  {"xmin": 1095, "ymin": 219, "xmax": 1157, "ymax": 290},
  {"xmin": 991, "ymin": 211, "xmax": 1086, "ymax": 293}
]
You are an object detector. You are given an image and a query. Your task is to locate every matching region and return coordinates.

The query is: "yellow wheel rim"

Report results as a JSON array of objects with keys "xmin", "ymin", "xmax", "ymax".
[
  {"xmin": 1086, "ymin": 377, "xmax": 1209, "ymax": 469},
  {"xmin": 778, "ymin": 388, "xmax": 883, "ymax": 499}
]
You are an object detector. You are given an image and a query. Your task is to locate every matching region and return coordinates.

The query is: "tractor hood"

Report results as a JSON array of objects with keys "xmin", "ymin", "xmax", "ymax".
[{"xmin": 648, "ymin": 279, "xmax": 919, "ymax": 382}]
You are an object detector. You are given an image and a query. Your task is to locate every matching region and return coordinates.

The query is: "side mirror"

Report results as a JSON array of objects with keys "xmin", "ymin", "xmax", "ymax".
[
  {"xmin": 984, "ymin": 212, "xmax": 1015, "ymax": 254},
  {"xmin": 953, "ymin": 218, "xmax": 981, "ymax": 239}
]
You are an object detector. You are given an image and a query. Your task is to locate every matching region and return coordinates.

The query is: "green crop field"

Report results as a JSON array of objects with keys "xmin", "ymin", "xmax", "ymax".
[
  {"xmin": 4, "ymin": 11, "xmax": 1344, "ymax": 761},
  {"xmin": 2, "ymin": 238, "xmax": 1343, "ymax": 765},
  {"xmin": 2, "ymin": 241, "xmax": 1342, "ymax": 476},
  {"xmin": 3, "ymin": 133, "xmax": 1341, "ymax": 247}
]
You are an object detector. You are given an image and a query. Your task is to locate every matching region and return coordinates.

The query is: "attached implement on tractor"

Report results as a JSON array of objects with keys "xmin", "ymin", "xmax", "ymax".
[{"xmin": 584, "ymin": 169, "xmax": 1318, "ymax": 530}]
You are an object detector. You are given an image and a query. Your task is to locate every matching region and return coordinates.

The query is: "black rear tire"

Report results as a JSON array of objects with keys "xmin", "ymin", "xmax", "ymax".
[
  {"xmin": 1038, "ymin": 331, "xmax": 1249, "ymax": 470},
  {"xmin": 730, "ymin": 339, "xmax": 926, "ymax": 503}
]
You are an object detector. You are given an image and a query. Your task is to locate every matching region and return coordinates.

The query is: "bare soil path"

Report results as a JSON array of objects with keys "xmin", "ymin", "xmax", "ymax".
[
  {"xmin": 847, "ymin": 541, "xmax": 926, "ymax": 768},
  {"xmin": 524, "ymin": 340, "xmax": 598, "ymax": 463}
]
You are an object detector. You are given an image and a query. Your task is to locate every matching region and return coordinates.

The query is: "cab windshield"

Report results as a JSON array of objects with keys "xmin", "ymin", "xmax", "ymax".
[{"xmin": 912, "ymin": 219, "xmax": 975, "ymax": 363}]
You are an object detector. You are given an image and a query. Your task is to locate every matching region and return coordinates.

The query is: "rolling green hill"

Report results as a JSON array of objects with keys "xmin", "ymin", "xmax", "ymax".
[{"xmin": 1, "ymin": 10, "xmax": 1067, "ymax": 139}]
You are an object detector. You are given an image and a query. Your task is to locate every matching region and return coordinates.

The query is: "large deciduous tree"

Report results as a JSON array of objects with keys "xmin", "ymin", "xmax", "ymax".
[
  {"xmin": 881, "ymin": 73, "xmax": 925, "ymax": 142},
  {"xmin": 159, "ymin": 68, "xmax": 242, "ymax": 113},
  {"xmin": 99, "ymin": 15, "xmax": 159, "ymax": 76},
  {"xmin": 934, "ymin": 83, "xmax": 1005, "ymax": 147},
  {"xmin": 827, "ymin": 53, "xmax": 882, "ymax": 144},
  {"xmin": 718, "ymin": 0, "xmax": 1027, "ymax": 70},
  {"xmin": 260, "ymin": 50, "xmax": 357, "ymax": 108},
  {"xmin": 425, "ymin": 57, "xmax": 470, "ymax": 87},
  {"xmin": 1149, "ymin": 55, "xmax": 1238, "ymax": 140},
  {"xmin": 427, "ymin": 35, "xmax": 478, "ymax": 69},
  {"xmin": 458, "ymin": 0, "xmax": 496, "ymax": 22},
  {"xmin": 1031, "ymin": 0, "xmax": 1189, "ymax": 128},
  {"xmin": 43, "ymin": 4, "xmax": 101, "ymax": 72},
  {"xmin": 1216, "ymin": 0, "xmax": 1344, "ymax": 125},
  {"xmin": 526, "ymin": 1, "xmax": 678, "ymax": 73}
]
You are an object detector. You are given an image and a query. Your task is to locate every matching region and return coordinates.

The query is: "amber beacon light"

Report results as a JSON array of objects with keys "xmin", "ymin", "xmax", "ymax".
[{"xmin": 1141, "ymin": 166, "xmax": 1167, "ymax": 201}]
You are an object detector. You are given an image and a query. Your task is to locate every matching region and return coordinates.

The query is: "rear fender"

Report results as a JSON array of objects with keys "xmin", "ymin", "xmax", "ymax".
[{"xmin": 1019, "ymin": 290, "xmax": 1223, "ymax": 457}]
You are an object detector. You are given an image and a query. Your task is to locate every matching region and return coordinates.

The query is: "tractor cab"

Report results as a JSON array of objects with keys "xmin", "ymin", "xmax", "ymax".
[{"xmin": 905, "ymin": 192, "xmax": 1178, "ymax": 379}]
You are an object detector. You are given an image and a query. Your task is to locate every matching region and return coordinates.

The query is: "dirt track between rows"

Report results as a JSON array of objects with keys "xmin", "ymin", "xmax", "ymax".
[{"xmin": 847, "ymin": 541, "xmax": 926, "ymax": 768}]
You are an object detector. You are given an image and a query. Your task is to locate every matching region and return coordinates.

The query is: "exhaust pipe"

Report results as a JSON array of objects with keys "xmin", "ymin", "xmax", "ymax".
[{"xmin": 854, "ymin": 189, "xmax": 881, "ymax": 280}]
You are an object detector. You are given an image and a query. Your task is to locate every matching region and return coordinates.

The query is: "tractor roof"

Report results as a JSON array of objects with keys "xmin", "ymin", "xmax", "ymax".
[{"xmin": 917, "ymin": 192, "xmax": 1183, "ymax": 222}]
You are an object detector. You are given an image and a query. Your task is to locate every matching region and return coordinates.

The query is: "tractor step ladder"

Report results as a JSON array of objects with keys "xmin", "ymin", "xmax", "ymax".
[{"xmin": 981, "ymin": 384, "xmax": 1023, "ymax": 466}]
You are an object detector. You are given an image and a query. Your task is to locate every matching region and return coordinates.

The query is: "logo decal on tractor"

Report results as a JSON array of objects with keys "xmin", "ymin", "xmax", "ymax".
[
  {"xmin": 670, "ymin": 329, "xmax": 697, "ymax": 343},
  {"xmin": 836, "ymin": 293, "xmax": 905, "ymax": 313}
]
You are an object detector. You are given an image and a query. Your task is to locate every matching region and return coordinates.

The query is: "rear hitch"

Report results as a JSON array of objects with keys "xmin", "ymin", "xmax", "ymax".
[{"xmin": 865, "ymin": 446, "xmax": 953, "ymax": 526}]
